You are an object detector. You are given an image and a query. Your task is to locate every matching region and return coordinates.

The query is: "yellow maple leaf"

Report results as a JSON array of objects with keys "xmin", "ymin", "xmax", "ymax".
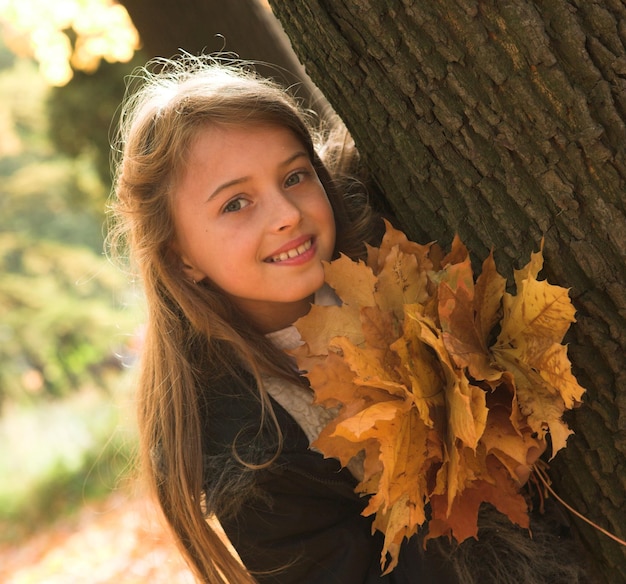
[
  {"xmin": 404, "ymin": 305, "xmax": 488, "ymax": 453},
  {"xmin": 295, "ymin": 304, "xmax": 363, "ymax": 355},
  {"xmin": 369, "ymin": 219, "xmax": 436, "ymax": 276},
  {"xmin": 324, "ymin": 254, "xmax": 377, "ymax": 308},
  {"xmin": 495, "ymin": 245, "xmax": 575, "ymax": 357},
  {"xmin": 331, "ymin": 336, "xmax": 407, "ymax": 397},
  {"xmin": 491, "ymin": 245, "xmax": 585, "ymax": 456},
  {"xmin": 308, "ymin": 352, "xmax": 387, "ymax": 468},
  {"xmin": 389, "ymin": 306, "xmax": 445, "ymax": 427},
  {"xmin": 359, "ymin": 406, "xmax": 438, "ymax": 574},
  {"xmin": 374, "ymin": 245, "xmax": 430, "ymax": 317}
]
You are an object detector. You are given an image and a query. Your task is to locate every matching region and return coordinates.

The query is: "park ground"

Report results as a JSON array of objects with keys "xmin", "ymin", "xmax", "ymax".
[{"xmin": 0, "ymin": 486, "xmax": 195, "ymax": 584}]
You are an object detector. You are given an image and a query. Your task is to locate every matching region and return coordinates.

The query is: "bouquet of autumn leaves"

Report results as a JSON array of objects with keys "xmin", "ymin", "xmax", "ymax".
[{"xmin": 291, "ymin": 221, "xmax": 586, "ymax": 573}]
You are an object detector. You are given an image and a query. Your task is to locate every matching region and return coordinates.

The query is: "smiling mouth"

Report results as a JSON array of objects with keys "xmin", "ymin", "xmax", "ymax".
[{"xmin": 266, "ymin": 238, "xmax": 313, "ymax": 263}]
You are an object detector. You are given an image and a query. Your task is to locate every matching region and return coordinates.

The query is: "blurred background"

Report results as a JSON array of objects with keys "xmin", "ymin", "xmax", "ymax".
[{"xmin": 0, "ymin": 0, "xmax": 300, "ymax": 581}]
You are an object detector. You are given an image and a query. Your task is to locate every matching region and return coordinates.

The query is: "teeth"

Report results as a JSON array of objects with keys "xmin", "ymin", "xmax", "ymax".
[{"xmin": 270, "ymin": 239, "xmax": 312, "ymax": 262}]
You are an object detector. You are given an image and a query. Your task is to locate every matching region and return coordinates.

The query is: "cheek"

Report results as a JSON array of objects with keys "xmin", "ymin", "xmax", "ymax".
[
  {"xmin": 323, "ymin": 199, "xmax": 337, "ymax": 252},
  {"xmin": 172, "ymin": 212, "xmax": 219, "ymax": 279},
  {"xmin": 328, "ymin": 215, "xmax": 337, "ymax": 256}
]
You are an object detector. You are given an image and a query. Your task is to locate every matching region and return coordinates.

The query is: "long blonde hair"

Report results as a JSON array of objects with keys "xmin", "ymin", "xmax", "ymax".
[{"xmin": 108, "ymin": 54, "xmax": 374, "ymax": 583}]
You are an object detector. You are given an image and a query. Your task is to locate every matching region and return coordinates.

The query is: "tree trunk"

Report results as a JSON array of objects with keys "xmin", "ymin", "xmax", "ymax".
[
  {"xmin": 117, "ymin": 0, "xmax": 324, "ymax": 109},
  {"xmin": 269, "ymin": 1, "xmax": 626, "ymax": 582}
]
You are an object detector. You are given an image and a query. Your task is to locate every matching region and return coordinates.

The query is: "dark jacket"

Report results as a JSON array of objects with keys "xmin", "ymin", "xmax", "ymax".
[{"xmin": 200, "ymin": 369, "xmax": 457, "ymax": 584}]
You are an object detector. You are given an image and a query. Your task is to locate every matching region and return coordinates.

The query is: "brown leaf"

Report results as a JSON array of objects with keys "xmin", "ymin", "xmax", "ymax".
[
  {"xmin": 360, "ymin": 306, "xmax": 401, "ymax": 350},
  {"xmin": 474, "ymin": 253, "xmax": 507, "ymax": 344},
  {"xmin": 438, "ymin": 256, "xmax": 503, "ymax": 383},
  {"xmin": 429, "ymin": 455, "xmax": 529, "ymax": 543},
  {"xmin": 405, "ymin": 306, "xmax": 488, "ymax": 450},
  {"xmin": 533, "ymin": 343, "xmax": 585, "ymax": 409},
  {"xmin": 309, "ymin": 353, "xmax": 386, "ymax": 467},
  {"xmin": 441, "ymin": 233, "xmax": 469, "ymax": 266},
  {"xmin": 390, "ymin": 306, "xmax": 446, "ymax": 426},
  {"xmin": 480, "ymin": 404, "xmax": 546, "ymax": 482}
]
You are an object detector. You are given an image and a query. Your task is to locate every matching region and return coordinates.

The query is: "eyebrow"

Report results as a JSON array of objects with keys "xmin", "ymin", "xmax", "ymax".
[{"xmin": 206, "ymin": 150, "xmax": 310, "ymax": 202}]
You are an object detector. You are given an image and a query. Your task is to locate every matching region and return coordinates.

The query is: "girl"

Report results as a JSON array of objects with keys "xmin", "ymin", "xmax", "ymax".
[{"xmin": 110, "ymin": 55, "xmax": 588, "ymax": 583}]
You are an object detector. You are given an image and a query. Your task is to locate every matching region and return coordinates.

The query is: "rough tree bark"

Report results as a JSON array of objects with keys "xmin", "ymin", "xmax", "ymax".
[
  {"xmin": 117, "ymin": 0, "xmax": 323, "ymax": 108},
  {"xmin": 268, "ymin": 1, "xmax": 626, "ymax": 582}
]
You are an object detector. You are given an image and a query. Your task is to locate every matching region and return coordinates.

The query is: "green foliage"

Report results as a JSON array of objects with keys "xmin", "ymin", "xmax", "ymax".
[
  {"xmin": 0, "ymin": 156, "xmax": 107, "ymax": 250},
  {"xmin": 0, "ymin": 54, "xmax": 49, "ymax": 147},
  {"xmin": 0, "ymin": 35, "xmax": 16, "ymax": 71},
  {"xmin": 0, "ymin": 53, "xmax": 109, "ymax": 251},
  {"xmin": 0, "ymin": 233, "xmax": 140, "ymax": 401},
  {"xmin": 0, "ymin": 46, "xmax": 142, "ymax": 404},
  {"xmin": 47, "ymin": 54, "xmax": 147, "ymax": 193}
]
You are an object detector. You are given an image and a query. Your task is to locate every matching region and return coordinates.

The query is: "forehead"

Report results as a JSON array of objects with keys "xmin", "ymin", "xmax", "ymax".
[
  {"xmin": 187, "ymin": 123, "xmax": 308, "ymax": 162},
  {"xmin": 174, "ymin": 124, "xmax": 311, "ymax": 195}
]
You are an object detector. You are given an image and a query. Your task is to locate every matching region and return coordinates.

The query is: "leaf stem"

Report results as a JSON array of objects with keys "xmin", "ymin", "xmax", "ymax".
[{"xmin": 533, "ymin": 463, "xmax": 626, "ymax": 548}]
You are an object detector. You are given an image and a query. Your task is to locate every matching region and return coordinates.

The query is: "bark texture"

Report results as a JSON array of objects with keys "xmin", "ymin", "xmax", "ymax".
[{"xmin": 269, "ymin": 1, "xmax": 626, "ymax": 582}]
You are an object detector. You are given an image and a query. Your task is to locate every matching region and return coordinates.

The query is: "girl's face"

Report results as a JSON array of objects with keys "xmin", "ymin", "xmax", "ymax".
[{"xmin": 173, "ymin": 124, "xmax": 336, "ymax": 333}]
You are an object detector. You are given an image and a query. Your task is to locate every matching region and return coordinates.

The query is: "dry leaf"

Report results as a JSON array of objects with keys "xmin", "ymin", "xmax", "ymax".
[
  {"xmin": 491, "ymin": 244, "xmax": 585, "ymax": 457},
  {"xmin": 293, "ymin": 223, "xmax": 585, "ymax": 571}
]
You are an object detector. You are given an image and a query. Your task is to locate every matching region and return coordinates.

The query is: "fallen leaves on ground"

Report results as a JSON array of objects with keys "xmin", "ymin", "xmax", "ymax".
[
  {"xmin": 293, "ymin": 221, "xmax": 585, "ymax": 573},
  {"xmin": 0, "ymin": 487, "xmax": 195, "ymax": 584}
]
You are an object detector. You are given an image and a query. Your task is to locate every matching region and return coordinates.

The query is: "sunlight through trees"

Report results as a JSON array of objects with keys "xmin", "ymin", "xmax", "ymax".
[{"xmin": 0, "ymin": 0, "xmax": 139, "ymax": 85}]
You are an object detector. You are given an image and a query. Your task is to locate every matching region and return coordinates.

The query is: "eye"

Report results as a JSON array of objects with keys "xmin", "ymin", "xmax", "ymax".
[
  {"xmin": 222, "ymin": 196, "xmax": 250, "ymax": 213},
  {"xmin": 284, "ymin": 171, "xmax": 306, "ymax": 188}
]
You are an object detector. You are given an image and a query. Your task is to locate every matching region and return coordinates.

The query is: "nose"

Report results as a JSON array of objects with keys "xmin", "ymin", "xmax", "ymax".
[{"xmin": 268, "ymin": 189, "xmax": 303, "ymax": 232}]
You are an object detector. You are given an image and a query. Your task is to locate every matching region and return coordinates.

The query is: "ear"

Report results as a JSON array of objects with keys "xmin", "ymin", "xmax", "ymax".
[
  {"xmin": 171, "ymin": 241, "xmax": 207, "ymax": 284},
  {"xmin": 179, "ymin": 255, "xmax": 207, "ymax": 284}
]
